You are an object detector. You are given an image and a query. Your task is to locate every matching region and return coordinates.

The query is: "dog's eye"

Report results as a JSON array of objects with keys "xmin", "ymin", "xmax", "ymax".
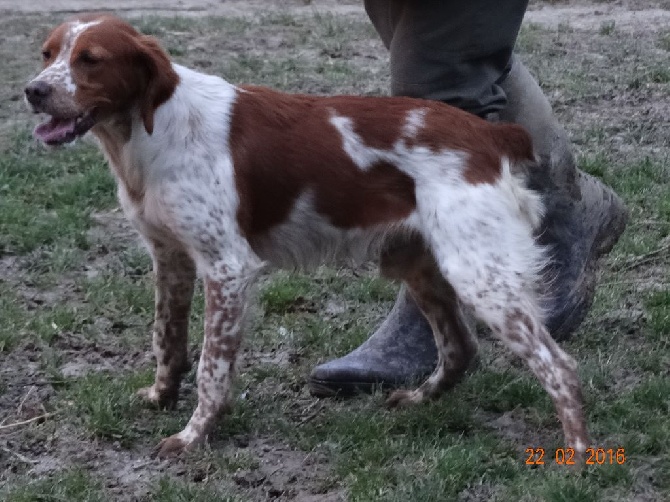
[
  {"xmin": 78, "ymin": 50, "xmax": 100, "ymax": 65},
  {"xmin": 41, "ymin": 50, "xmax": 51, "ymax": 61}
]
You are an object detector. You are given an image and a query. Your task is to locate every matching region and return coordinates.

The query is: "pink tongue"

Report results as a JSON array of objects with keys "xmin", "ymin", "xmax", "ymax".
[{"xmin": 34, "ymin": 117, "xmax": 76, "ymax": 143}]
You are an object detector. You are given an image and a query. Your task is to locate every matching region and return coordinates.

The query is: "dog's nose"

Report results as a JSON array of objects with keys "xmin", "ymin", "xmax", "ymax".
[{"xmin": 25, "ymin": 81, "xmax": 52, "ymax": 105}]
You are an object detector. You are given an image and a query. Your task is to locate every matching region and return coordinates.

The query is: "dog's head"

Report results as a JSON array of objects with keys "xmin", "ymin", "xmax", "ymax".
[{"xmin": 25, "ymin": 14, "xmax": 178, "ymax": 146}]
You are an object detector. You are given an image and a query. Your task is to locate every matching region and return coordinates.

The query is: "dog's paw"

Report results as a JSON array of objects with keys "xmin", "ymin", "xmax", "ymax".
[
  {"xmin": 386, "ymin": 389, "xmax": 422, "ymax": 409},
  {"xmin": 152, "ymin": 434, "xmax": 192, "ymax": 459},
  {"xmin": 137, "ymin": 384, "xmax": 178, "ymax": 409}
]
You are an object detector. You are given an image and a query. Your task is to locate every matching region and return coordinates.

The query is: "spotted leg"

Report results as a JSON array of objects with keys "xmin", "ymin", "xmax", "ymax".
[
  {"xmin": 502, "ymin": 308, "xmax": 588, "ymax": 459},
  {"xmin": 137, "ymin": 243, "xmax": 196, "ymax": 408},
  {"xmin": 154, "ymin": 258, "xmax": 260, "ymax": 458},
  {"xmin": 422, "ymin": 193, "xmax": 589, "ymax": 457},
  {"xmin": 448, "ymin": 272, "xmax": 588, "ymax": 456},
  {"xmin": 380, "ymin": 246, "xmax": 478, "ymax": 407}
]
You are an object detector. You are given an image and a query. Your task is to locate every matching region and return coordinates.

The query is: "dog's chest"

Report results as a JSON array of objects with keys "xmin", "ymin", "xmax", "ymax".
[
  {"xmin": 114, "ymin": 177, "xmax": 169, "ymax": 243},
  {"xmin": 108, "ymin": 149, "xmax": 181, "ymax": 245}
]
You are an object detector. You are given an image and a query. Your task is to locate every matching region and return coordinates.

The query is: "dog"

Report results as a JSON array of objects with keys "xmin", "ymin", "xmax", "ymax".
[{"xmin": 25, "ymin": 14, "xmax": 588, "ymax": 458}]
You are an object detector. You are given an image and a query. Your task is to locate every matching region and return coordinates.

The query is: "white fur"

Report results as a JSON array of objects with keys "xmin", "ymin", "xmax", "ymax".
[
  {"xmin": 402, "ymin": 107, "xmax": 427, "ymax": 138},
  {"xmin": 29, "ymin": 20, "xmax": 101, "ymax": 95},
  {"xmin": 112, "ymin": 64, "xmax": 255, "ymax": 276},
  {"xmin": 325, "ymin": 113, "xmax": 548, "ymax": 324},
  {"xmin": 328, "ymin": 112, "xmax": 389, "ymax": 170},
  {"xmin": 251, "ymin": 190, "xmax": 419, "ymax": 269}
]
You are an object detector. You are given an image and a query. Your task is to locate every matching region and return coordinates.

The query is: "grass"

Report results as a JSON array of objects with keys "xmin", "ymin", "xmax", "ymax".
[
  {"xmin": 0, "ymin": 284, "xmax": 28, "ymax": 351},
  {"xmin": 647, "ymin": 290, "xmax": 670, "ymax": 337},
  {"xmin": 0, "ymin": 8, "xmax": 668, "ymax": 502},
  {"xmin": 599, "ymin": 20, "xmax": 616, "ymax": 36},
  {"xmin": 0, "ymin": 130, "xmax": 115, "ymax": 255},
  {"xmin": 64, "ymin": 371, "xmax": 151, "ymax": 445},
  {"xmin": 3, "ymin": 469, "xmax": 106, "ymax": 502}
]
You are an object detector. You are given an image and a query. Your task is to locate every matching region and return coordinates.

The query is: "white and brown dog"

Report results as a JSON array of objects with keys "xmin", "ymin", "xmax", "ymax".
[{"xmin": 25, "ymin": 15, "xmax": 588, "ymax": 458}]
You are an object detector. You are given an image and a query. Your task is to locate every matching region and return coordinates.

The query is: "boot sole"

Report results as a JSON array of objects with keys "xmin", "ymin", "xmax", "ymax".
[{"xmin": 309, "ymin": 379, "xmax": 386, "ymax": 398}]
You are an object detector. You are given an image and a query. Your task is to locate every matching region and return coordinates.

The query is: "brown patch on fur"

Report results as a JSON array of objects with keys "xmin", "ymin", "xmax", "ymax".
[
  {"xmin": 330, "ymin": 97, "xmax": 535, "ymax": 184},
  {"xmin": 40, "ymin": 23, "xmax": 68, "ymax": 65},
  {"xmin": 324, "ymin": 98, "xmax": 408, "ymax": 151},
  {"xmin": 230, "ymin": 86, "xmax": 417, "ymax": 237},
  {"xmin": 135, "ymin": 36, "xmax": 180, "ymax": 134},
  {"xmin": 399, "ymin": 251, "xmax": 478, "ymax": 394},
  {"xmin": 410, "ymin": 107, "xmax": 535, "ymax": 185},
  {"xmin": 136, "ymin": 244, "xmax": 195, "ymax": 408},
  {"xmin": 66, "ymin": 15, "xmax": 179, "ymax": 135},
  {"xmin": 38, "ymin": 15, "xmax": 182, "ymax": 200},
  {"xmin": 204, "ymin": 278, "xmax": 244, "ymax": 363},
  {"xmin": 230, "ymin": 87, "xmax": 535, "ymax": 239}
]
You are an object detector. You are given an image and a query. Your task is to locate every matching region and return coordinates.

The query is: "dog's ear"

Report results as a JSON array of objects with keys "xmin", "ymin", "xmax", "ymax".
[{"xmin": 136, "ymin": 35, "xmax": 179, "ymax": 135}]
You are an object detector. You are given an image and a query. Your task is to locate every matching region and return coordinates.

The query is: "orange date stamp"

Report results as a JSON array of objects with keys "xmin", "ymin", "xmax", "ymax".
[{"xmin": 525, "ymin": 447, "xmax": 626, "ymax": 466}]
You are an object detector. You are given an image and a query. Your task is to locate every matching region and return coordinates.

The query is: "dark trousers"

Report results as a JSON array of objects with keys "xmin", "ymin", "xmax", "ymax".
[{"xmin": 364, "ymin": 0, "xmax": 529, "ymax": 117}]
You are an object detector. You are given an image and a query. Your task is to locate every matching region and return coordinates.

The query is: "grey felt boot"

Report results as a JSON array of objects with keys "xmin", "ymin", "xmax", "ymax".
[{"xmin": 308, "ymin": 57, "xmax": 627, "ymax": 397}]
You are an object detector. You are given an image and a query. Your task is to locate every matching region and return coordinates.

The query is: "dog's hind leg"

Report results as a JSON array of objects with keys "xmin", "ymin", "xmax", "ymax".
[
  {"xmin": 418, "ymin": 176, "xmax": 589, "ymax": 455},
  {"xmin": 381, "ymin": 239, "xmax": 478, "ymax": 407}
]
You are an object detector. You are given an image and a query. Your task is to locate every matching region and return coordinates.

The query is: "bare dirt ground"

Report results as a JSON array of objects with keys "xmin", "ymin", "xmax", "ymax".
[{"xmin": 1, "ymin": 1, "xmax": 669, "ymax": 501}]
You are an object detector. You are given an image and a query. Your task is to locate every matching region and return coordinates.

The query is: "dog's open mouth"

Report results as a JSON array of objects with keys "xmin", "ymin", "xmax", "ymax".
[{"xmin": 33, "ymin": 111, "xmax": 96, "ymax": 146}]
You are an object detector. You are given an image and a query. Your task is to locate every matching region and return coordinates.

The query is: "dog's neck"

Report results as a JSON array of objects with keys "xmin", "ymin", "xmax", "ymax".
[{"xmin": 92, "ymin": 63, "xmax": 238, "ymax": 203}]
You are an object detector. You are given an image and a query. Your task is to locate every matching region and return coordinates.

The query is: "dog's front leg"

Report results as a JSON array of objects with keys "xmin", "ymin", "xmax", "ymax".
[
  {"xmin": 137, "ymin": 242, "xmax": 196, "ymax": 408},
  {"xmin": 154, "ymin": 258, "xmax": 260, "ymax": 458}
]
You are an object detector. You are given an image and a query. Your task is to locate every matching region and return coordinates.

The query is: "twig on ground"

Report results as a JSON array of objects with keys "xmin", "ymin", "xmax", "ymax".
[
  {"xmin": 0, "ymin": 413, "xmax": 53, "ymax": 431},
  {"xmin": 602, "ymin": 280, "xmax": 669, "ymax": 287},
  {"xmin": 639, "ymin": 219, "xmax": 670, "ymax": 226}
]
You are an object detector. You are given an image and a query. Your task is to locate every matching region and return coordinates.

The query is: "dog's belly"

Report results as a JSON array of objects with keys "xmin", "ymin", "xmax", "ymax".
[
  {"xmin": 250, "ymin": 217, "xmax": 393, "ymax": 270},
  {"xmin": 246, "ymin": 190, "xmax": 421, "ymax": 270}
]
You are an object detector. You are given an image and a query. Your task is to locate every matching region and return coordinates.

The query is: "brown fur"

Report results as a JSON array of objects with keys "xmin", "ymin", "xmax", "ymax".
[
  {"xmin": 231, "ymin": 86, "xmax": 535, "ymax": 240},
  {"xmin": 69, "ymin": 17, "xmax": 179, "ymax": 135}
]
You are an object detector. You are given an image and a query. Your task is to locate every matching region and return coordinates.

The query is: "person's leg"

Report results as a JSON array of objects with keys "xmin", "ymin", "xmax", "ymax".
[
  {"xmin": 309, "ymin": 0, "xmax": 627, "ymax": 396},
  {"xmin": 365, "ymin": 0, "xmax": 527, "ymax": 116},
  {"xmin": 499, "ymin": 56, "xmax": 628, "ymax": 337}
]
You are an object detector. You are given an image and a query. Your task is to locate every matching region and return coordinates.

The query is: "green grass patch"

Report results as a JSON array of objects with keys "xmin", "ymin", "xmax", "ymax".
[
  {"xmin": 466, "ymin": 369, "xmax": 553, "ymax": 414},
  {"xmin": 259, "ymin": 272, "xmax": 315, "ymax": 315},
  {"xmin": 62, "ymin": 371, "xmax": 153, "ymax": 446},
  {"xmin": 2, "ymin": 469, "xmax": 105, "ymax": 502},
  {"xmin": 659, "ymin": 31, "xmax": 670, "ymax": 51},
  {"xmin": 599, "ymin": 20, "xmax": 616, "ymax": 36},
  {"xmin": 83, "ymin": 273, "xmax": 155, "ymax": 319},
  {"xmin": 645, "ymin": 290, "xmax": 670, "ymax": 338},
  {"xmin": 0, "ymin": 283, "xmax": 28, "ymax": 352},
  {"xmin": 0, "ymin": 130, "xmax": 114, "ymax": 254}
]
